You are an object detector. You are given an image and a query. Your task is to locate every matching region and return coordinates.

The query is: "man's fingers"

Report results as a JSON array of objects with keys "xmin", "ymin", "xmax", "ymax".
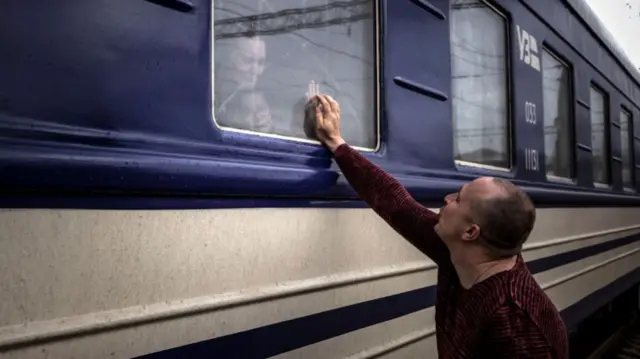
[
  {"xmin": 314, "ymin": 102, "xmax": 323, "ymax": 126},
  {"xmin": 316, "ymin": 95, "xmax": 331, "ymax": 121},
  {"xmin": 316, "ymin": 94, "xmax": 339, "ymax": 115},
  {"xmin": 316, "ymin": 94, "xmax": 331, "ymax": 114},
  {"xmin": 325, "ymin": 95, "xmax": 339, "ymax": 114}
]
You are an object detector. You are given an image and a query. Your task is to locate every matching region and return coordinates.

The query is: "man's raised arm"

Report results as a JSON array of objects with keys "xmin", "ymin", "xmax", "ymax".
[{"xmin": 310, "ymin": 94, "xmax": 449, "ymax": 266}]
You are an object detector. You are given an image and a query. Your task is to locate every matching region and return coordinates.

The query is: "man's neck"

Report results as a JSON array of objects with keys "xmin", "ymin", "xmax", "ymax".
[{"xmin": 452, "ymin": 254, "xmax": 517, "ymax": 289}]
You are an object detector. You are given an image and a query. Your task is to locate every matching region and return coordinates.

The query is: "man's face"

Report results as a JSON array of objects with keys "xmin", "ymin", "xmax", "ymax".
[{"xmin": 435, "ymin": 177, "xmax": 497, "ymax": 246}]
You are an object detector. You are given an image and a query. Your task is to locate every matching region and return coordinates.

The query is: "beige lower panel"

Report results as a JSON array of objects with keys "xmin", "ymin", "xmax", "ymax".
[
  {"xmin": 2, "ymin": 207, "xmax": 639, "ymax": 359},
  {"xmin": 0, "ymin": 208, "xmax": 428, "ymax": 326},
  {"xmin": 544, "ymin": 249, "xmax": 640, "ymax": 311},
  {"xmin": 0, "ymin": 267, "xmax": 438, "ymax": 359},
  {"xmin": 523, "ymin": 228, "xmax": 640, "ymax": 262},
  {"xmin": 533, "ymin": 241, "xmax": 639, "ymax": 291},
  {"xmin": 524, "ymin": 207, "xmax": 640, "ymax": 244},
  {"xmin": 272, "ymin": 308, "xmax": 435, "ymax": 359},
  {"xmin": 345, "ymin": 326, "xmax": 438, "ymax": 359},
  {"xmin": 1, "ymin": 207, "xmax": 638, "ymax": 326}
]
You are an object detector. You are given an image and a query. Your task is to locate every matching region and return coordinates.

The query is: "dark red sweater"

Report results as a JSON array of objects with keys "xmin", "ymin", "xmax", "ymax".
[{"xmin": 333, "ymin": 144, "xmax": 569, "ymax": 359}]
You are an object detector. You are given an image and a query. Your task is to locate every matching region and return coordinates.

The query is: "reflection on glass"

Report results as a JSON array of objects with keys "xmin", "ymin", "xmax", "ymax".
[
  {"xmin": 451, "ymin": 0, "xmax": 509, "ymax": 169},
  {"xmin": 213, "ymin": 0, "xmax": 377, "ymax": 148},
  {"xmin": 620, "ymin": 109, "xmax": 633, "ymax": 189},
  {"xmin": 542, "ymin": 50, "xmax": 573, "ymax": 178},
  {"xmin": 224, "ymin": 91, "xmax": 273, "ymax": 132},
  {"xmin": 219, "ymin": 37, "xmax": 267, "ymax": 91},
  {"xmin": 590, "ymin": 86, "xmax": 610, "ymax": 184}
]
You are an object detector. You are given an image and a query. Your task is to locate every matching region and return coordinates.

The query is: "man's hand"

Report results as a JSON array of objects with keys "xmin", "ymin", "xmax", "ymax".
[{"xmin": 307, "ymin": 94, "xmax": 345, "ymax": 152}]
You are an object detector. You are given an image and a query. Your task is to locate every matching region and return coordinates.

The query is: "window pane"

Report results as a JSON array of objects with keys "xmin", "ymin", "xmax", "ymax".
[
  {"xmin": 589, "ymin": 86, "xmax": 609, "ymax": 184},
  {"xmin": 451, "ymin": 0, "xmax": 509, "ymax": 168},
  {"xmin": 213, "ymin": 0, "xmax": 377, "ymax": 148},
  {"xmin": 620, "ymin": 109, "xmax": 633, "ymax": 189},
  {"xmin": 542, "ymin": 50, "xmax": 573, "ymax": 178}
]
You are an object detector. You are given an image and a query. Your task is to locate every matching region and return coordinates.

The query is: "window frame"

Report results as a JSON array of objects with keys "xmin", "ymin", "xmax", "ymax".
[
  {"xmin": 450, "ymin": 0, "xmax": 514, "ymax": 173},
  {"xmin": 540, "ymin": 46, "xmax": 575, "ymax": 183},
  {"xmin": 588, "ymin": 83, "xmax": 612, "ymax": 188},
  {"xmin": 209, "ymin": 0, "xmax": 382, "ymax": 152}
]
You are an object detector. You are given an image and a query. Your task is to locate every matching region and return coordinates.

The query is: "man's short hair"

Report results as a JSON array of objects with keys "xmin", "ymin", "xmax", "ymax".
[{"xmin": 471, "ymin": 178, "xmax": 536, "ymax": 258}]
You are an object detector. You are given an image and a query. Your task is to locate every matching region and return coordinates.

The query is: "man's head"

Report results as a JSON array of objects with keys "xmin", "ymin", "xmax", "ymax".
[{"xmin": 434, "ymin": 177, "xmax": 536, "ymax": 259}]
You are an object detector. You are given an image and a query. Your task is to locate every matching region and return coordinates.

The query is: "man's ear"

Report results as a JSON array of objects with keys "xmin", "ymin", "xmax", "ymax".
[{"xmin": 461, "ymin": 224, "xmax": 480, "ymax": 242}]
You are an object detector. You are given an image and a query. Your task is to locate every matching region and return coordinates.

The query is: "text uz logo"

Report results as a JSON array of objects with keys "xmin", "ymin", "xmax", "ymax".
[{"xmin": 517, "ymin": 25, "xmax": 540, "ymax": 72}]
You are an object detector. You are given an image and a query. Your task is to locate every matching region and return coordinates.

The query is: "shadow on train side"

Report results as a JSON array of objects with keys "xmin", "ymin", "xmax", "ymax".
[{"xmin": 137, "ymin": 233, "xmax": 640, "ymax": 358}]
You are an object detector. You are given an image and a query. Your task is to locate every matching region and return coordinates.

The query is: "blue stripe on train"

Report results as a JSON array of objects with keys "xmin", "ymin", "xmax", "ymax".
[{"xmin": 137, "ymin": 233, "xmax": 640, "ymax": 358}]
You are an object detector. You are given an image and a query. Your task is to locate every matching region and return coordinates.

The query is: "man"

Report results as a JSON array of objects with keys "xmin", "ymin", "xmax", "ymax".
[{"xmin": 308, "ymin": 94, "xmax": 569, "ymax": 358}]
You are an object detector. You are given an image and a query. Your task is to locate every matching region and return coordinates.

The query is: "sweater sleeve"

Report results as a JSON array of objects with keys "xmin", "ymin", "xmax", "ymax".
[
  {"xmin": 332, "ymin": 144, "xmax": 450, "ymax": 265},
  {"xmin": 482, "ymin": 306, "xmax": 556, "ymax": 358}
]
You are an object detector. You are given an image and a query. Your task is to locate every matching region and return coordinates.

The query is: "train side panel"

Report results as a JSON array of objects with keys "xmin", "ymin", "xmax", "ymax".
[{"xmin": 1, "ymin": 207, "xmax": 639, "ymax": 358}]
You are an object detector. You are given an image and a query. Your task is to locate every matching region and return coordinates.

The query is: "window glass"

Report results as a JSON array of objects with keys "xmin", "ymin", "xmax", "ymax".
[
  {"xmin": 213, "ymin": 0, "xmax": 377, "ymax": 148},
  {"xmin": 620, "ymin": 108, "xmax": 633, "ymax": 189},
  {"xmin": 589, "ymin": 86, "xmax": 610, "ymax": 184},
  {"xmin": 541, "ymin": 50, "xmax": 573, "ymax": 178},
  {"xmin": 451, "ymin": 0, "xmax": 510, "ymax": 169}
]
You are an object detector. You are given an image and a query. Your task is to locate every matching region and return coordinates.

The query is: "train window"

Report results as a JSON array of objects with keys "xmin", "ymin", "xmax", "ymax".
[
  {"xmin": 450, "ymin": 0, "xmax": 510, "ymax": 170},
  {"xmin": 589, "ymin": 85, "xmax": 610, "ymax": 186},
  {"xmin": 212, "ymin": 0, "xmax": 378, "ymax": 149},
  {"xmin": 620, "ymin": 108, "xmax": 634, "ymax": 190},
  {"xmin": 541, "ymin": 49, "xmax": 573, "ymax": 180}
]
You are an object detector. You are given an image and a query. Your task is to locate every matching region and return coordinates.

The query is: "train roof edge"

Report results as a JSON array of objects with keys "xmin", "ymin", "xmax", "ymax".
[{"xmin": 566, "ymin": 0, "xmax": 640, "ymax": 85}]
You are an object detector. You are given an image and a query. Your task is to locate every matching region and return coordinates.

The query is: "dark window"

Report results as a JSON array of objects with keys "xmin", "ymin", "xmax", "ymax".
[
  {"xmin": 620, "ymin": 108, "xmax": 633, "ymax": 190},
  {"xmin": 541, "ymin": 49, "xmax": 573, "ymax": 179},
  {"xmin": 450, "ymin": 0, "xmax": 510, "ymax": 169},
  {"xmin": 589, "ymin": 85, "xmax": 610, "ymax": 185}
]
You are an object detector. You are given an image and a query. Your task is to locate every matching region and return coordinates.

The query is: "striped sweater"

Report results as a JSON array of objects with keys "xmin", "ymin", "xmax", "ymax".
[{"xmin": 333, "ymin": 144, "xmax": 569, "ymax": 358}]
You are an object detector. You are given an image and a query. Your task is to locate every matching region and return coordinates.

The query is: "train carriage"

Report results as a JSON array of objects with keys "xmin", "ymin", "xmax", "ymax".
[{"xmin": 1, "ymin": 0, "xmax": 640, "ymax": 358}]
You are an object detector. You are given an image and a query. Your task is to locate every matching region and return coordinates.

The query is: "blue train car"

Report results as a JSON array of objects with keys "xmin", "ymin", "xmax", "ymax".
[{"xmin": 0, "ymin": 0, "xmax": 639, "ymax": 357}]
